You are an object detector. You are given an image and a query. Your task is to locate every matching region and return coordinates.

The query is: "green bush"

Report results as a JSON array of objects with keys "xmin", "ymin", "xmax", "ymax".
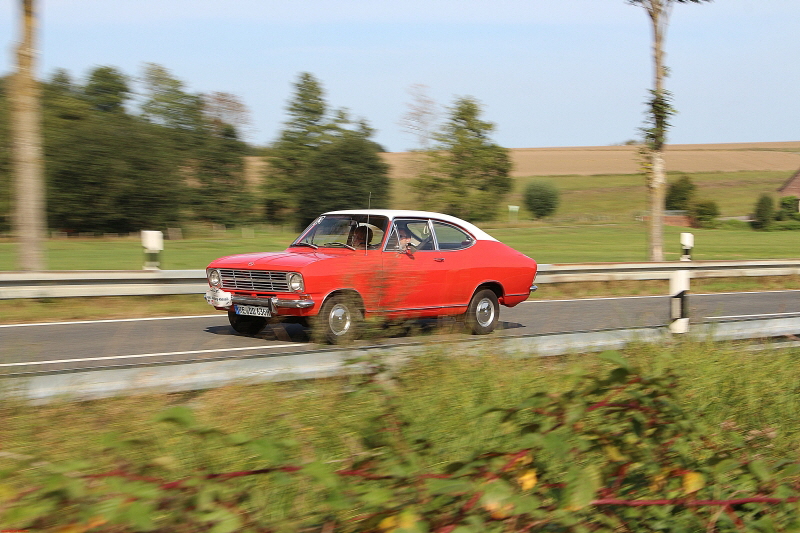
[
  {"xmin": 523, "ymin": 181, "xmax": 560, "ymax": 219},
  {"xmin": 689, "ymin": 199, "xmax": 719, "ymax": 228},
  {"xmin": 665, "ymin": 174, "xmax": 696, "ymax": 210},
  {"xmin": 776, "ymin": 196, "xmax": 799, "ymax": 221},
  {"xmin": 752, "ymin": 194, "xmax": 775, "ymax": 230},
  {"xmin": 772, "ymin": 220, "xmax": 800, "ymax": 231}
]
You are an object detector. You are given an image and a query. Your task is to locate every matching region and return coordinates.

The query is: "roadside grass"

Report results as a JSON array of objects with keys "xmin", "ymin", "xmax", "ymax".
[
  {"xmin": 2, "ymin": 220, "xmax": 800, "ymax": 272},
  {"xmin": 3, "ymin": 340, "xmax": 800, "ymax": 517}
]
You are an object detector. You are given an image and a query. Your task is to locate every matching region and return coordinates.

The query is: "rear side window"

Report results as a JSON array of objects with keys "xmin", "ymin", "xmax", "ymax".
[{"xmin": 432, "ymin": 221, "xmax": 474, "ymax": 250}]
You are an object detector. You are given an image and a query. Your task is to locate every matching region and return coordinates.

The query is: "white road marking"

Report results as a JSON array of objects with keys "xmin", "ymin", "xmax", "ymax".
[
  {"xmin": 707, "ymin": 312, "xmax": 800, "ymax": 320},
  {"xmin": 0, "ymin": 315, "xmax": 221, "ymax": 328},
  {"xmin": 0, "ymin": 344, "xmax": 307, "ymax": 368},
  {"xmin": 523, "ymin": 295, "xmax": 664, "ymax": 303}
]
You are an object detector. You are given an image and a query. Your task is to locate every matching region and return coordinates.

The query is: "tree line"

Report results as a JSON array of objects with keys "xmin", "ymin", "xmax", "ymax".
[
  {"xmin": 0, "ymin": 66, "xmax": 517, "ymax": 234},
  {"xmin": 0, "ymin": 63, "xmax": 262, "ymax": 235}
]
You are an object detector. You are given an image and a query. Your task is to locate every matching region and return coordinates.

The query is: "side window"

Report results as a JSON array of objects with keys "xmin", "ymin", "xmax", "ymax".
[
  {"xmin": 432, "ymin": 221, "xmax": 474, "ymax": 250},
  {"xmin": 385, "ymin": 219, "xmax": 434, "ymax": 251}
]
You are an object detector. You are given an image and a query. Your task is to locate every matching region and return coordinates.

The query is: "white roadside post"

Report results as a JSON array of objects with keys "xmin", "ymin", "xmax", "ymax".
[
  {"xmin": 670, "ymin": 232, "xmax": 693, "ymax": 334},
  {"xmin": 141, "ymin": 230, "xmax": 164, "ymax": 270},
  {"xmin": 508, "ymin": 205, "xmax": 519, "ymax": 223},
  {"xmin": 680, "ymin": 232, "xmax": 694, "ymax": 261}
]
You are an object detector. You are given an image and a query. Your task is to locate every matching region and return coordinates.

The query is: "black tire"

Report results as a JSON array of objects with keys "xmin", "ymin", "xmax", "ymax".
[
  {"xmin": 228, "ymin": 310, "xmax": 267, "ymax": 335},
  {"xmin": 314, "ymin": 294, "xmax": 362, "ymax": 344},
  {"xmin": 464, "ymin": 289, "xmax": 499, "ymax": 335}
]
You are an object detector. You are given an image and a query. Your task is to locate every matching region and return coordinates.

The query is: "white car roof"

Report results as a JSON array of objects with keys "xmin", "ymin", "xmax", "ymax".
[{"xmin": 324, "ymin": 209, "xmax": 498, "ymax": 242}]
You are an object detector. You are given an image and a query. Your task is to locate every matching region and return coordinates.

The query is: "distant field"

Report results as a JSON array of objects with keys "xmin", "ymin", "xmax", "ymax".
[
  {"xmin": 380, "ymin": 141, "xmax": 800, "ymax": 216},
  {"xmin": 381, "ymin": 141, "xmax": 800, "ymax": 179}
]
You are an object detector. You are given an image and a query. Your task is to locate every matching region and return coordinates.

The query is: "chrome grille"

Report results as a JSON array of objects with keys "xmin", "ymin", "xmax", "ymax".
[{"xmin": 219, "ymin": 269, "xmax": 290, "ymax": 292}]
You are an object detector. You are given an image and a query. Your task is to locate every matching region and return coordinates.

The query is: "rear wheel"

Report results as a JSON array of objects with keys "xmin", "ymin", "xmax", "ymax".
[
  {"xmin": 464, "ymin": 289, "xmax": 499, "ymax": 335},
  {"xmin": 228, "ymin": 310, "xmax": 267, "ymax": 335},
  {"xmin": 314, "ymin": 294, "xmax": 362, "ymax": 344}
]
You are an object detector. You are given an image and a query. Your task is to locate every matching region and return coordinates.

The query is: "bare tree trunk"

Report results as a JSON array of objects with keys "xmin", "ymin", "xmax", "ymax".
[
  {"xmin": 11, "ymin": 0, "xmax": 46, "ymax": 271},
  {"xmin": 646, "ymin": 0, "xmax": 669, "ymax": 262}
]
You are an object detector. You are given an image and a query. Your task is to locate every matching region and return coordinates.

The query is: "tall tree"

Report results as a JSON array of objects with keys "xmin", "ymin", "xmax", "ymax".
[
  {"xmin": 10, "ymin": 0, "xmax": 46, "ymax": 270},
  {"xmin": 83, "ymin": 66, "xmax": 130, "ymax": 113},
  {"xmin": 265, "ymin": 72, "xmax": 339, "ymax": 223},
  {"xmin": 629, "ymin": 0, "xmax": 711, "ymax": 261},
  {"xmin": 296, "ymin": 130, "xmax": 390, "ymax": 228},
  {"xmin": 190, "ymin": 124, "xmax": 254, "ymax": 226},
  {"xmin": 202, "ymin": 91, "xmax": 251, "ymax": 137},
  {"xmin": 140, "ymin": 63, "xmax": 206, "ymax": 149},
  {"xmin": 412, "ymin": 96, "xmax": 512, "ymax": 222}
]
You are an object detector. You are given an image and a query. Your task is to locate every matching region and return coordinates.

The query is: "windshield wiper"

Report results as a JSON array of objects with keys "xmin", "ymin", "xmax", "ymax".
[
  {"xmin": 292, "ymin": 242, "xmax": 318, "ymax": 249},
  {"xmin": 322, "ymin": 242, "xmax": 355, "ymax": 250}
]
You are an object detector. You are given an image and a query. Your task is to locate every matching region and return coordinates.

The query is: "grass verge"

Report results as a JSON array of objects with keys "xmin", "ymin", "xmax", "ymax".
[{"xmin": 2, "ymin": 339, "xmax": 800, "ymax": 525}]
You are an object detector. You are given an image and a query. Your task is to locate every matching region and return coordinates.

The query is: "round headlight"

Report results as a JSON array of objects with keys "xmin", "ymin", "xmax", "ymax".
[
  {"xmin": 287, "ymin": 272, "xmax": 304, "ymax": 292},
  {"xmin": 208, "ymin": 269, "xmax": 221, "ymax": 288}
]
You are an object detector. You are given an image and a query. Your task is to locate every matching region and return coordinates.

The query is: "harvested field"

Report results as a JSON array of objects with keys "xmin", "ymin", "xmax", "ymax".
[{"xmin": 382, "ymin": 141, "xmax": 800, "ymax": 179}]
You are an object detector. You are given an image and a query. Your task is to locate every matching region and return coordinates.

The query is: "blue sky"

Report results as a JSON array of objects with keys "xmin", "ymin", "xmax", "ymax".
[{"xmin": 1, "ymin": 0, "xmax": 798, "ymax": 152}]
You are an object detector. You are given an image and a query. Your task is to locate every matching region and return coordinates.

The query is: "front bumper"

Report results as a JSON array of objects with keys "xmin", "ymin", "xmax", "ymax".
[{"xmin": 205, "ymin": 288, "xmax": 315, "ymax": 311}]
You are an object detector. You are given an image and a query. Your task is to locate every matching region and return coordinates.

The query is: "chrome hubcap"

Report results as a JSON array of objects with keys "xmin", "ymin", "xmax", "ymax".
[
  {"xmin": 476, "ymin": 298, "xmax": 495, "ymax": 327},
  {"xmin": 329, "ymin": 303, "xmax": 351, "ymax": 336}
]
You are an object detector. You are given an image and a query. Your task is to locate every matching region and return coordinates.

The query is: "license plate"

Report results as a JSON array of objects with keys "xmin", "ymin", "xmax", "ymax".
[{"xmin": 234, "ymin": 304, "xmax": 271, "ymax": 317}]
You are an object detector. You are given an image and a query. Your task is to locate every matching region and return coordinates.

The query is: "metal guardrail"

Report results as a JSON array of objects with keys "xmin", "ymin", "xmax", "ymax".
[{"xmin": 1, "ymin": 260, "xmax": 800, "ymax": 299}]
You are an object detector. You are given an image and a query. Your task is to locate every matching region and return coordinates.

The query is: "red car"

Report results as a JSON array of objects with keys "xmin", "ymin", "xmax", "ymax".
[{"xmin": 204, "ymin": 210, "xmax": 538, "ymax": 343}]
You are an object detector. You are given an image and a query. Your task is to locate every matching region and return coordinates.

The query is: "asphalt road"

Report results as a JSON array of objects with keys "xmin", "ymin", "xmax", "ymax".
[{"xmin": 2, "ymin": 290, "xmax": 799, "ymax": 374}]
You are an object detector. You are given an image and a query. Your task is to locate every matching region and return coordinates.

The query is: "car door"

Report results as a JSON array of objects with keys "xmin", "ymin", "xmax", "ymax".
[
  {"xmin": 429, "ymin": 220, "xmax": 479, "ymax": 309},
  {"xmin": 380, "ymin": 219, "xmax": 447, "ymax": 317}
]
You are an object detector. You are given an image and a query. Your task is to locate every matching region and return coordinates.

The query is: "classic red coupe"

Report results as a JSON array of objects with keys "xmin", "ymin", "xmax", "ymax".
[{"xmin": 205, "ymin": 210, "xmax": 538, "ymax": 343}]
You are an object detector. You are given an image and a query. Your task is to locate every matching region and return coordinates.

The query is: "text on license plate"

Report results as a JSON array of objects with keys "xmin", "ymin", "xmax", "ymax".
[{"xmin": 234, "ymin": 304, "xmax": 271, "ymax": 317}]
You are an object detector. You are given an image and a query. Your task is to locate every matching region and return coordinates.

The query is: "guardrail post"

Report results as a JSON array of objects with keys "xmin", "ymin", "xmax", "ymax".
[{"xmin": 669, "ymin": 269, "xmax": 690, "ymax": 334}]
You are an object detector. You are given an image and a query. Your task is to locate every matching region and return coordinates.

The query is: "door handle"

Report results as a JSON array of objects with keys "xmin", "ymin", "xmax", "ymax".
[{"xmin": 434, "ymin": 257, "xmax": 445, "ymax": 262}]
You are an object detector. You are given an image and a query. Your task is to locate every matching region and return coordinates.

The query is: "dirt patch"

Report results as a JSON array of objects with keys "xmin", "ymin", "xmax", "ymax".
[{"xmin": 382, "ymin": 141, "xmax": 800, "ymax": 179}]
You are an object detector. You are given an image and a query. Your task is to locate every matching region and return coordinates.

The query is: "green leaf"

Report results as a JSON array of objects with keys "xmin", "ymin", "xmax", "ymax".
[
  {"xmin": 564, "ymin": 465, "xmax": 601, "ymax": 510},
  {"xmin": 248, "ymin": 438, "xmax": 284, "ymax": 463},
  {"xmin": 154, "ymin": 406, "xmax": 196, "ymax": 428},
  {"xmin": 302, "ymin": 461, "xmax": 340, "ymax": 489},
  {"xmin": 713, "ymin": 459, "xmax": 741, "ymax": 476},
  {"xmin": 749, "ymin": 459, "xmax": 772, "ymax": 482},
  {"xmin": 361, "ymin": 487, "xmax": 394, "ymax": 505},
  {"xmin": 124, "ymin": 500, "xmax": 156, "ymax": 531},
  {"xmin": 209, "ymin": 510, "xmax": 243, "ymax": 533},
  {"xmin": 598, "ymin": 350, "xmax": 629, "ymax": 369}
]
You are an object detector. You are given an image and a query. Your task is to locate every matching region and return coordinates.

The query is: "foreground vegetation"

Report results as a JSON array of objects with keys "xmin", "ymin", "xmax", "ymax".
[{"xmin": 3, "ymin": 343, "xmax": 800, "ymax": 530}]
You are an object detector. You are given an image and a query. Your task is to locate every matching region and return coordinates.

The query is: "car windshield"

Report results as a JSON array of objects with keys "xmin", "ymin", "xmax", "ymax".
[{"xmin": 292, "ymin": 215, "xmax": 389, "ymax": 250}]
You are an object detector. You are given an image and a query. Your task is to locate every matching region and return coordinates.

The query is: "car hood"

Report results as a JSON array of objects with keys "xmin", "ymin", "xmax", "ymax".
[{"xmin": 208, "ymin": 249, "xmax": 345, "ymax": 270}]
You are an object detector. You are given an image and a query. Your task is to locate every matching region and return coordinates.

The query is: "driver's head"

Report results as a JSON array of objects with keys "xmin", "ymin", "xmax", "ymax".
[
  {"xmin": 351, "ymin": 226, "xmax": 373, "ymax": 247},
  {"xmin": 397, "ymin": 226, "xmax": 412, "ymax": 244}
]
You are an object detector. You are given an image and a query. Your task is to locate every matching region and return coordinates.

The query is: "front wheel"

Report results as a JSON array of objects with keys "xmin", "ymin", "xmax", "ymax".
[
  {"xmin": 228, "ymin": 310, "xmax": 267, "ymax": 335},
  {"xmin": 464, "ymin": 289, "xmax": 499, "ymax": 335},
  {"xmin": 313, "ymin": 294, "xmax": 362, "ymax": 344}
]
